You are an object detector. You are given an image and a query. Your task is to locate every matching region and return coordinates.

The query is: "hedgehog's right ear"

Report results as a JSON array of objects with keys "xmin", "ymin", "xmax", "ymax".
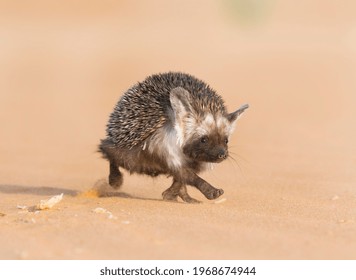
[
  {"xmin": 227, "ymin": 104, "xmax": 249, "ymax": 123},
  {"xmin": 170, "ymin": 87, "xmax": 192, "ymax": 120}
]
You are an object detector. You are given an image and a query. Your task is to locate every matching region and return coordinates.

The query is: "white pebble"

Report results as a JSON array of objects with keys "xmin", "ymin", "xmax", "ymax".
[
  {"xmin": 93, "ymin": 207, "xmax": 117, "ymax": 219},
  {"xmin": 36, "ymin": 193, "xmax": 63, "ymax": 210},
  {"xmin": 214, "ymin": 198, "xmax": 227, "ymax": 204}
]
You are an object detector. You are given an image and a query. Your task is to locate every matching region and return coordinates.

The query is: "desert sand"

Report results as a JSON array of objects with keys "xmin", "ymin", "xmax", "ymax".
[{"xmin": 1, "ymin": 0, "xmax": 356, "ymax": 259}]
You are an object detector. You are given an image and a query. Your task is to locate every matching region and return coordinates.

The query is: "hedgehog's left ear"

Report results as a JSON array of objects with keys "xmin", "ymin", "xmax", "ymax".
[
  {"xmin": 227, "ymin": 104, "xmax": 249, "ymax": 124},
  {"xmin": 170, "ymin": 87, "xmax": 192, "ymax": 120}
]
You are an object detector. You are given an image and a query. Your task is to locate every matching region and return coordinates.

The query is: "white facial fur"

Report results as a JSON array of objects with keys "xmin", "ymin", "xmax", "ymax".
[{"xmin": 196, "ymin": 113, "xmax": 235, "ymax": 139}]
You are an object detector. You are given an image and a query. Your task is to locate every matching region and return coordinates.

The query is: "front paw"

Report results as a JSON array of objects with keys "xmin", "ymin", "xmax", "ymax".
[{"xmin": 205, "ymin": 188, "xmax": 224, "ymax": 200}]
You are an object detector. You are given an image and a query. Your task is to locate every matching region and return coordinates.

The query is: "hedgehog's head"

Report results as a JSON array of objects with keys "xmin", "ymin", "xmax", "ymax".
[{"xmin": 170, "ymin": 87, "xmax": 248, "ymax": 163}]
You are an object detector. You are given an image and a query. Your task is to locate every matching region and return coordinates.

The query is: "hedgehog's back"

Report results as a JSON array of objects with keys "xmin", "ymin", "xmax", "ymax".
[{"xmin": 106, "ymin": 72, "xmax": 227, "ymax": 149}]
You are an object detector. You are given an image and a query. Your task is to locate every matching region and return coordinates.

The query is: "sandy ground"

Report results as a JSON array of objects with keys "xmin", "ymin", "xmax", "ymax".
[{"xmin": 1, "ymin": 0, "xmax": 356, "ymax": 259}]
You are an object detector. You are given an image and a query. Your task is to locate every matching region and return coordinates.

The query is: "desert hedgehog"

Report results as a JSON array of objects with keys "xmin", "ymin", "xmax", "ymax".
[{"xmin": 99, "ymin": 72, "xmax": 248, "ymax": 203}]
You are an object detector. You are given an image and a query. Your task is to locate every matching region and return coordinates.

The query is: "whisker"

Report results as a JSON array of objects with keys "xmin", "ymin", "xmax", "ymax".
[
  {"xmin": 229, "ymin": 151, "xmax": 250, "ymax": 165},
  {"xmin": 227, "ymin": 154, "xmax": 243, "ymax": 174}
]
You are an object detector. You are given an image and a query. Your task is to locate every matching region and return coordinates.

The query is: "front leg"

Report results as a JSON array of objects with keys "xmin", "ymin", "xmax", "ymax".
[
  {"xmin": 178, "ymin": 185, "xmax": 200, "ymax": 204},
  {"xmin": 181, "ymin": 170, "xmax": 224, "ymax": 200},
  {"xmin": 162, "ymin": 180, "xmax": 180, "ymax": 201},
  {"xmin": 162, "ymin": 180, "xmax": 200, "ymax": 203}
]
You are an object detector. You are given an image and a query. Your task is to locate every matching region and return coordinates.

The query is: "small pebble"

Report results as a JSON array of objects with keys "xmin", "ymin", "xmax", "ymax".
[
  {"xmin": 214, "ymin": 198, "xmax": 227, "ymax": 204},
  {"xmin": 36, "ymin": 193, "xmax": 64, "ymax": 210},
  {"xmin": 108, "ymin": 214, "xmax": 117, "ymax": 220},
  {"xmin": 92, "ymin": 207, "xmax": 109, "ymax": 214},
  {"xmin": 93, "ymin": 207, "xmax": 117, "ymax": 219}
]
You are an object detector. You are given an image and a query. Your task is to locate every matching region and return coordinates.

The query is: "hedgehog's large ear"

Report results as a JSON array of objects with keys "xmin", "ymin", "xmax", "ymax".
[
  {"xmin": 170, "ymin": 87, "xmax": 192, "ymax": 120},
  {"xmin": 227, "ymin": 104, "xmax": 249, "ymax": 124}
]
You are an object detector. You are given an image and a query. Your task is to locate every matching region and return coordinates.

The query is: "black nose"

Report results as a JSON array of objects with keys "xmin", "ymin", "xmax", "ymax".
[{"xmin": 218, "ymin": 150, "xmax": 227, "ymax": 159}]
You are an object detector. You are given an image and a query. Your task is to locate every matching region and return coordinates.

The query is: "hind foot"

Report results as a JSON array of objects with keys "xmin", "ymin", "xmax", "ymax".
[
  {"xmin": 109, "ymin": 173, "xmax": 123, "ymax": 189},
  {"xmin": 109, "ymin": 162, "xmax": 123, "ymax": 189}
]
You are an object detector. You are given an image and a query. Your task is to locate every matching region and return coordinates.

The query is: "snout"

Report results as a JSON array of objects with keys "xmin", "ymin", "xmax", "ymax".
[{"xmin": 216, "ymin": 148, "xmax": 228, "ymax": 162}]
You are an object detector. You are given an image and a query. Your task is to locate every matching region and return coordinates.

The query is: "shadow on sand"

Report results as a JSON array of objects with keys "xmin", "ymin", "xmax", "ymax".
[
  {"xmin": 0, "ymin": 184, "xmax": 78, "ymax": 196},
  {"xmin": 86, "ymin": 179, "xmax": 166, "ymax": 202},
  {"xmin": 0, "ymin": 182, "xmax": 167, "ymax": 203}
]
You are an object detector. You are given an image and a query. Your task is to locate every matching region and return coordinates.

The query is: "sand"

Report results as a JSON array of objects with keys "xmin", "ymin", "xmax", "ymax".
[{"xmin": 1, "ymin": 0, "xmax": 356, "ymax": 259}]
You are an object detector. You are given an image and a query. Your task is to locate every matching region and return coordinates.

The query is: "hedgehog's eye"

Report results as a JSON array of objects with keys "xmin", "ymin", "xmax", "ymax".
[
  {"xmin": 200, "ymin": 136, "xmax": 208, "ymax": 143},
  {"xmin": 224, "ymin": 137, "xmax": 229, "ymax": 144}
]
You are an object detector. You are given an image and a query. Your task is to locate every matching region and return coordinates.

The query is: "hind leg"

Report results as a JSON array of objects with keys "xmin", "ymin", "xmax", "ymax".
[
  {"xmin": 99, "ymin": 139, "xmax": 123, "ymax": 189},
  {"xmin": 162, "ymin": 180, "xmax": 200, "ymax": 203},
  {"xmin": 109, "ymin": 162, "xmax": 123, "ymax": 189}
]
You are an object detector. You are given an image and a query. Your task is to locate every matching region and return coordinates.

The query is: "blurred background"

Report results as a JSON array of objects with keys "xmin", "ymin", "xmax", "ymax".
[
  {"xmin": 0, "ymin": 0, "xmax": 356, "ymax": 259},
  {"xmin": 1, "ymin": 0, "xmax": 355, "ymax": 187}
]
